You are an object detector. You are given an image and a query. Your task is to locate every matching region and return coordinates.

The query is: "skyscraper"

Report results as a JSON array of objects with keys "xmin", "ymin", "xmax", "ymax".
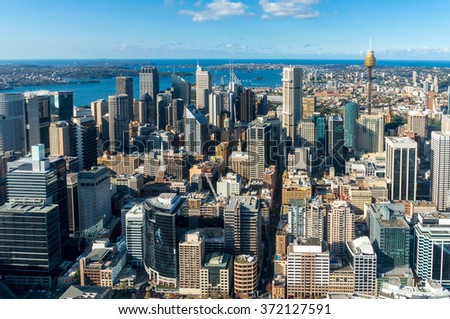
[
  {"xmin": 344, "ymin": 102, "xmax": 359, "ymax": 149},
  {"xmin": 108, "ymin": 94, "xmax": 130, "ymax": 152},
  {"xmin": 184, "ymin": 104, "xmax": 209, "ymax": 155},
  {"xmin": 71, "ymin": 110, "xmax": 97, "ymax": 170},
  {"xmin": 302, "ymin": 95, "xmax": 316, "ymax": 119},
  {"xmin": 385, "ymin": 137, "xmax": 417, "ymax": 201},
  {"xmin": 24, "ymin": 92, "xmax": 51, "ymax": 154},
  {"xmin": 49, "ymin": 121, "xmax": 70, "ymax": 157},
  {"xmin": 125, "ymin": 203, "xmax": 145, "ymax": 267},
  {"xmin": 49, "ymin": 91, "xmax": 73, "ymax": 121},
  {"xmin": 407, "ymin": 110, "xmax": 427, "ymax": 139},
  {"xmin": 78, "ymin": 166, "xmax": 111, "ymax": 238},
  {"xmin": 91, "ymin": 99, "xmax": 108, "ymax": 135},
  {"xmin": 171, "ymin": 74, "xmax": 191, "ymax": 106},
  {"xmin": 144, "ymin": 193, "xmax": 185, "ymax": 288},
  {"xmin": 116, "ymin": 76, "xmax": 134, "ymax": 118},
  {"xmin": 0, "ymin": 93, "xmax": 26, "ymax": 154},
  {"xmin": 366, "ymin": 203, "xmax": 410, "ymax": 269},
  {"xmin": 327, "ymin": 114, "xmax": 345, "ymax": 174},
  {"xmin": 196, "ymin": 64, "xmax": 212, "ymax": 111},
  {"xmin": 355, "ymin": 114, "xmax": 385, "ymax": 153},
  {"xmin": 430, "ymin": 131, "xmax": 450, "ymax": 211},
  {"xmin": 139, "ymin": 66, "xmax": 159, "ymax": 101},
  {"xmin": 209, "ymin": 92, "xmax": 224, "ymax": 130},
  {"xmin": 7, "ymin": 144, "xmax": 68, "ymax": 240},
  {"xmin": 414, "ymin": 212, "xmax": 450, "ymax": 288},
  {"xmin": 0, "ymin": 203, "xmax": 61, "ymax": 288},
  {"xmin": 346, "ymin": 236, "xmax": 377, "ymax": 296},
  {"xmin": 247, "ymin": 117, "xmax": 271, "ymax": 181},
  {"xmin": 224, "ymin": 196, "xmax": 261, "ymax": 259},
  {"xmin": 66, "ymin": 173, "xmax": 79, "ymax": 236},
  {"xmin": 240, "ymin": 88, "xmax": 256, "ymax": 123},
  {"xmin": 286, "ymin": 238, "xmax": 330, "ymax": 299},
  {"xmin": 327, "ymin": 200, "xmax": 354, "ymax": 257},
  {"xmin": 179, "ymin": 231, "xmax": 205, "ymax": 296},
  {"xmin": 282, "ymin": 66, "xmax": 302, "ymax": 146}
]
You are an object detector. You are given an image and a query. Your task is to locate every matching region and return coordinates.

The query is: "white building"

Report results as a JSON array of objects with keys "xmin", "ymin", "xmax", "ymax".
[
  {"xmin": 414, "ymin": 213, "xmax": 450, "ymax": 288},
  {"xmin": 216, "ymin": 172, "xmax": 242, "ymax": 198},
  {"xmin": 430, "ymin": 131, "xmax": 450, "ymax": 211},
  {"xmin": 281, "ymin": 66, "xmax": 302, "ymax": 146},
  {"xmin": 286, "ymin": 238, "xmax": 330, "ymax": 299},
  {"xmin": 379, "ymin": 278, "xmax": 450, "ymax": 299},
  {"xmin": 125, "ymin": 203, "xmax": 145, "ymax": 267},
  {"xmin": 346, "ymin": 236, "xmax": 377, "ymax": 296}
]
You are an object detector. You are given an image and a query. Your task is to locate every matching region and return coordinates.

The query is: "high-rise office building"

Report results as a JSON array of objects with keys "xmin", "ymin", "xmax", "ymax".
[
  {"xmin": 24, "ymin": 92, "xmax": 51, "ymax": 154},
  {"xmin": 184, "ymin": 104, "xmax": 209, "ymax": 155},
  {"xmin": 71, "ymin": 110, "xmax": 97, "ymax": 170},
  {"xmin": 171, "ymin": 74, "xmax": 191, "ymax": 106},
  {"xmin": 344, "ymin": 102, "xmax": 359, "ymax": 149},
  {"xmin": 298, "ymin": 119, "xmax": 315, "ymax": 148},
  {"xmin": 49, "ymin": 121, "xmax": 70, "ymax": 157},
  {"xmin": 442, "ymin": 114, "xmax": 450, "ymax": 134},
  {"xmin": 385, "ymin": 137, "xmax": 417, "ymax": 201},
  {"xmin": 169, "ymin": 98, "xmax": 184, "ymax": 132},
  {"xmin": 0, "ymin": 93, "xmax": 26, "ymax": 155},
  {"xmin": 327, "ymin": 200, "xmax": 354, "ymax": 257},
  {"xmin": 66, "ymin": 173, "xmax": 79, "ymax": 236},
  {"xmin": 356, "ymin": 114, "xmax": 385, "ymax": 153},
  {"xmin": 209, "ymin": 92, "xmax": 224, "ymax": 130},
  {"xmin": 78, "ymin": 166, "xmax": 111, "ymax": 238},
  {"xmin": 286, "ymin": 238, "xmax": 330, "ymax": 299},
  {"xmin": 414, "ymin": 212, "xmax": 450, "ymax": 288},
  {"xmin": 302, "ymin": 95, "xmax": 316, "ymax": 119},
  {"xmin": 346, "ymin": 236, "xmax": 377, "ymax": 296},
  {"xmin": 116, "ymin": 76, "xmax": 134, "ymax": 118},
  {"xmin": 200, "ymin": 252, "xmax": 232, "ymax": 298},
  {"xmin": 247, "ymin": 117, "xmax": 271, "ymax": 181},
  {"xmin": 108, "ymin": 94, "xmax": 130, "ymax": 153},
  {"xmin": 7, "ymin": 144, "xmax": 68, "ymax": 240},
  {"xmin": 240, "ymin": 88, "xmax": 256, "ymax": 123},
  {"xmin": 144, "ymin": 193, "xmax": 185, "ymax": 288},
  {"xmin": 430, "ymin": 131, "xmax": 450, "ymax": 211},
  {"xmin": 312, "ymin": 113, "xmax": 326, "ymax": 157},
  {"xmin": 125, "ymin": 203, "xmax": 145, "ymax": 267},
  {"xmin": 366, "ymin": 203, "xmax": 410, "ymax": 269},
  {"xmin": 281, "ymin": 66, "xmax": 302, "ymax": 146},
  {"xmin": 288, "ymin": 199, "xmax": 324, "ymax": 240},
  {"xmin": 0, "ymin": 203, "xmax": 61, "ymax": 288},
  {"xmin": 49, "ymin": 91, "xmax": 73, "ymax": 121},
  {"xmin": 179, "ymin": 231, "xmax": 205, "ymax": 296},
  {"xmin": 224, "ymin": 196, "xmax": 261, "ymax": 259},
  {"xmin": 139, "ymin": 66, "xmax": 159, "ymax": 101},
  {"xmin": 327, "ymin": 114, "xmax": 345, "ymax": 174},
  {"xmin": 196, "ymin": 64, "xmax": 212, "ymax": 111},
  {"xmin": 156, "ymin": 93, "xmax": 171, "ymax": 130},
  {"xmin": 91, "ymin": 99, "xmax": 108, "ymax": 138},
  {"xmin": 407, "ymin": 110, "xmax": 427, "ymax": 139}
]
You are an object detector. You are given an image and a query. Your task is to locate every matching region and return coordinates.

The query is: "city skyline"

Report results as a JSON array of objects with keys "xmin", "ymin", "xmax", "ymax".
[{"xmin": 1, "ymin": 0, "xmax": 450, "ymax": 60}]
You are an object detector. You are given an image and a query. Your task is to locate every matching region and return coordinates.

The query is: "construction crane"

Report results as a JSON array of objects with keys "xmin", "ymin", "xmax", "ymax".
[{"xmin": 204, "ymin": 173, "xmax": 219, "ymax": 202}]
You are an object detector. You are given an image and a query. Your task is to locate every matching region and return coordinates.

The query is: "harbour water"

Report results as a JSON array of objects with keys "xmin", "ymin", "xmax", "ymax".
[{"xmin": 2, "ymin": 59, "xmax": 450, "ymax": 106}]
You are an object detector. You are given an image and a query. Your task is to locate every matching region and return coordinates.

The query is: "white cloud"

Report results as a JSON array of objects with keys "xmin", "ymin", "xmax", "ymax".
[
  {"xmin": 259, "ymin": 0, "xmax": 320, "ymax": 19},
  {"xmin": 179, "ymin": 0, "xmax": 247, "ymax": 22}
]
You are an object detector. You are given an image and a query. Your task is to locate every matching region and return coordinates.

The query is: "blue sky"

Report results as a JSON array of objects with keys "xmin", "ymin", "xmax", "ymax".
[{"xmin": 1, "ymin": 0, "xmax": 449, "ymax": 60}]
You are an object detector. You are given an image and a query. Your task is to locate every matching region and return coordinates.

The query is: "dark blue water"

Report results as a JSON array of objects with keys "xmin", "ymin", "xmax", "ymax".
[{"xmin": 2, "ymin": 59, "xmax": 450, "ymax": 106}]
